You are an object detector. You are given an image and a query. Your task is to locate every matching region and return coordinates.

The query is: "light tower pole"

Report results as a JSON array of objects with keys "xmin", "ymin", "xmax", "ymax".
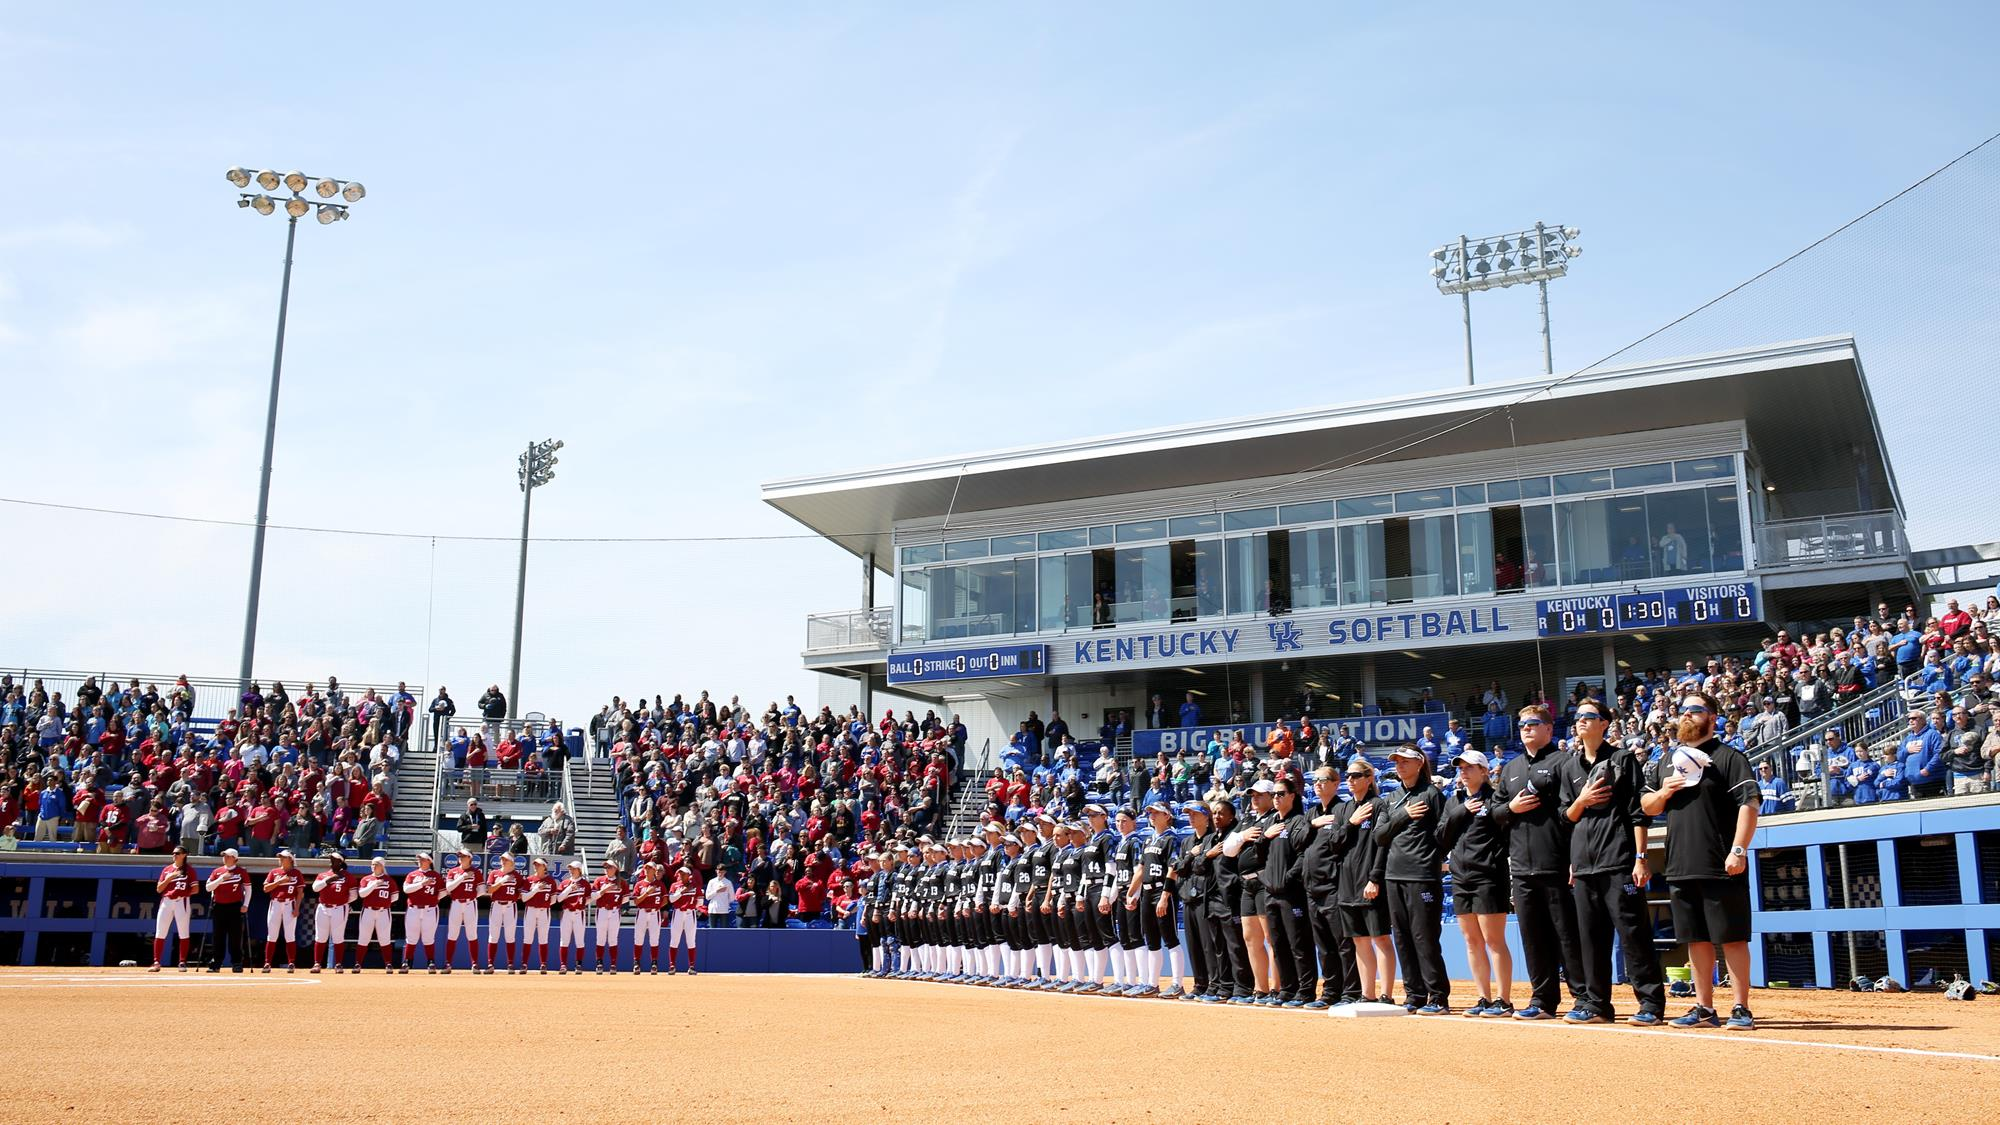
[
  {"xmin": 1431, "ymin": 222, "xmax": 1581, "ymax": 382},
  {"xmin": 509, "ymin": 438, "xmax": 562, "ymax": 720}
]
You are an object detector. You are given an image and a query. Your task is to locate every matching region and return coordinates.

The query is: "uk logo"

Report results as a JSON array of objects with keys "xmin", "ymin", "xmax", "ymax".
[{"xmin": 1268, "ymin": 619, "xmax": 1304, "ymax": 652}]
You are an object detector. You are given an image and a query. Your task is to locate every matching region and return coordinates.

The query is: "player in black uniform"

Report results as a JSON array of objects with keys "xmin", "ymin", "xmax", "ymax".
[
  {"xmin": 1560, "ymin": 699, "xmax": 1665, "ymax": 1024},
  {"xmin": 1048, "ymin": 823, "xmax": 1086, "ymax": 990},
  {"xmin": 974, "ymin": 823, "xmax": 1008, "ymax": 983},
  {"xmin": 1334, "ymin": 757, "xmax": 1395, "ymax": 1004},
  {"xmin": 1171, "ymin": 800, "xmax": 1216, "ymax": 1002},
  {"xmin": 1259, "ymin": 772, "xmax": 1317, "ymax": 1007},
  {"xmin": 1490, "ymin": 703, "xmax": 1585, "ymax": 1020},
  {"xmin": 889, "ymin": 844, "xmax": 921, "ymax": 978},
  {"xmin": 1227, "ymin": 778, "xmax": 1279, "ymax": 1003},
  {"xmin": 1078, "ymin": 805, "xmax": 1117, "ymax": 993},
  {"xmin": 1127, "ymin": 801, "xmax": 1184, "ymax": 997},
  {"xmin": 1205, "ymin": 797, "xmax": 1255, "ymax": 1003},
  {"xmin": 1375, "ymin": 745, "xmax": 1449, "ymax": 1013},
  {"xmin": 1438, "ymin": 749, "xmax": 1514, "ymax": 1016},
  {"xmin": 1110, "ymin": 809, "xmax": 1145, "ymax": 992},
  {"xmin": 1301, "ymin": 765, "xmax": 1361, "ymax": 1009},
  {"xmin": 1022, "ymin": 817, "xmax": 1058, "ymax": 988}
]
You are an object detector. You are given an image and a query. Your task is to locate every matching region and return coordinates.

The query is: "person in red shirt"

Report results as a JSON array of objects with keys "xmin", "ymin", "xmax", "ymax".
[
  {"xmin": 151, "ymin": 847, "xmax": 199, "ymax": 972},
  {"xmin": 311, "ymin": 854, "xmax": 355, "ymax": 973},
  {"xmin": 134, "ymin": 799, "xmax": 173, "ymax": 855},
  {"xmin": 590, "ymin": 860, "xmax": 629, "ymax": 974},
  {"xmin": 829, "ymin": 876, "xmax": 861, "ymax": 929},
  {"xmin": 401, "ymin": 852, "xmax": 445, "ymax": 972},
  {"xmin": 631, "ymin": 861, "xmax": 666, "ymax": 974},
  {"xmin": 793, "ymin": 870, "xmax": 827, "ymax": 922},
  {"xmin": 486, "ymin": 853, "xmax": 523, "ymax": 974},
  {"xmin": 204, "ymin": 849, "xmax": 252, "ymax": 972},
  {"xmin": 667, "ymin": 864, "xmax": 702, "ymax": 974},
  {"xmin": 262, "ymin": 849, "xmax": 303, "ymax": 971},
  {"xmin": 556, "ymin": 860, "xmax": 591, "ymax": 973},
  {"xmin": 355, "ymin": 856, "xmax": 399, "ymax": 972},
  {"xmin": 97, "ymin": 801, "xmax": 130, "ymax": 853},
  {"xmin": 1940, "ymin": 598, "xmax": 1973, "ymax": 638},
  {"xmin": 72, "ymin": 784, "xmax": 103, "ymax": 853},
  {"xmin": 442, "ymin": 849, "xmax": 484, "ymax": 974},
  {"xmin": 245, "ymin": 795, "xmax": 280, "ymax": 858},
  {"xmin": 522, "ymin": 857, "xmax": 557, "ymax": 973},
  {"xmin": 496, "ymin": 736, "xmax": 522, "ymax": 770},
  {"xmin": 213, "ymin": 799, "xmax": 243, "ymax": 852}
]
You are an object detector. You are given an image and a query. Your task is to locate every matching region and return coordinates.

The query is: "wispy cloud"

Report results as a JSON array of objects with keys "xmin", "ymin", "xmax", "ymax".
[{"xmin": 0, "ymin": 220, "xmax": 129, "ymax": 251}]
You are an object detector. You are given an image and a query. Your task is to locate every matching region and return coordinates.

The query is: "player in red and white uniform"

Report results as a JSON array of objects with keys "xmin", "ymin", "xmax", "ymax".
[
  {"xmin": 668, "ymin": 863, "xmax": 703, "ymax": 975},
  {"xmin": 151, "ymin": 846, "xmax": 199, "ymax": 972},
  {"xmin": 311, "ymin": 854, "xmax": 355, "ymax": 973},
  {"xmin": 555, "ymin": 860, "xmax": 590, "ymax": 972},
  {"xmin": 631, "ymin": 861, "xmax": 666, "ymax": 974},
  {"xmin": 442, "ymin": 848, "xmax": 484, "ymax": 974},
  {"xmin": 485, "ymin": 853, "xmax": 523, "ymax": 974},
  {"xmin": 355, "ymin": 856, "xmax": 399, "ymax": 973},
  {"xmin": 402, "ymin": 852, "xmax": 444, "ymax": 972},
  {"xmin": 521, "ymin": 857, "xmax": 557, "ymax": 973},
  {"xmin": 590, "ymin": 860, "xmax": 629, "ymax": 974},
  {"xmin": 263, "ymin": 849, "xmax": 304, "ymax": 971}
]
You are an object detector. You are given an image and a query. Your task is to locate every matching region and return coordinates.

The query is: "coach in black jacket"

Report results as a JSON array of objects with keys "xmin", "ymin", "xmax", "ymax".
[
  {"xmin": 1373, "ymin": 745, "xmax": 1449, "ymax": 1012},
  {"xmin": 1560, "ymin": 700, "xmax": 1666, "ymax": 1024}
]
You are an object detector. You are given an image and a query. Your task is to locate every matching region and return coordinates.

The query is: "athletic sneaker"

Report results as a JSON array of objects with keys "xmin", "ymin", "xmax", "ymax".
[
  {"xmin": 1304, "ymin": 999, "xmax": 1329, "ymax": 1010},
  {"xmin": 1565, "ymin": 1008, "xmax": 1611, "ymax": 1025},
  {"xmin": 1227, "ymin": 995, "xmax": 1254, "ymax": 1005},
  {"xmin": 1671, "ymin": 1005, "xmax": 1721, "ymax": 1029},
  {"xmin": 1627, "ymin": 1010, "xmax": 1664, "ymax": 1027},
  {"xmin": 1725, "ymin": 1005, "xmax": 1756, "ymax": 1030},
  {"xmin": 1160, "ymin": 986, "xmax": 1182, "ymax": 1000},
  {"xmin": 1480, "ymin": 1001, "xmax": 1516, "ymax": 1018},
  {"xmin": 1463, "ymin": 999, "xmax": 1491, "ymax": 1017},
  {"xmin": 1416, "ymin": 1004, "xmax": 1448, "ymax": 1016},
  {"xmin": 1513, "ymin": 1005, "xmax": 1555, "ymax": 1020}
]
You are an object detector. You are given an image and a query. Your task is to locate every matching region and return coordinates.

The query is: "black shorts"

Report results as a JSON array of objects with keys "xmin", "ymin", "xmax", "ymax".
[
  {"xmin": 1339, "ymin": 900, "xmax": 1391, "ymax": 938},
  {"xmin": 1452, "ymin": 882, "xmax": 1511, "ymax": 917},
  {"xmin": 1668, "ymin": 877, "xmax": 1752, "ymax": 945},
  {"xmin": 1238, "ymin": 885, "xmax": 1270, "ymax": 917}
]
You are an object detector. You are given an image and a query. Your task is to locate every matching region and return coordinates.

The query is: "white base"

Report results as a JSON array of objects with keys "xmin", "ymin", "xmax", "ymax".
[{"xmin": 1327, "ymin": 1001, "xmax": 1408, "ymax": 1018}]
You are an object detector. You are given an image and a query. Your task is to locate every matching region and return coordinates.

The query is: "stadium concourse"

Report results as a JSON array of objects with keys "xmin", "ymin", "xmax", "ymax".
[{"xmin": 0, "ymin": 969, "xmax": 1996, "ymax": 1124}]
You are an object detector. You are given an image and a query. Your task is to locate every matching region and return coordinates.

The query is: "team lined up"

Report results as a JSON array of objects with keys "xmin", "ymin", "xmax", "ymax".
[{"xmin": 150, "ymin": 847, "xmax": 720, "ymax": 974}]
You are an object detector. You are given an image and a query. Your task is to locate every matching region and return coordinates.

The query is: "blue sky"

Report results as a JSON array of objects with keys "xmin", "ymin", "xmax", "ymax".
[{"xmin": 1, "ymin": 3, "xmax": 1995, "ymax": 718}]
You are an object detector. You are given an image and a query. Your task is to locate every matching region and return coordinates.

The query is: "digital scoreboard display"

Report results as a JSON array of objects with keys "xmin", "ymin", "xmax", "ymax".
[{"xmin": 1538, "ymin": 582, "xmax": 1759, "ymax": 638}]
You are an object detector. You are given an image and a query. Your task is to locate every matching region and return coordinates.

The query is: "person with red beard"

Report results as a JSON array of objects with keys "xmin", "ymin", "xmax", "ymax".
[{"xmin": 1643, "ymin": 689, "xmax": 1761, "ymax": 1031}]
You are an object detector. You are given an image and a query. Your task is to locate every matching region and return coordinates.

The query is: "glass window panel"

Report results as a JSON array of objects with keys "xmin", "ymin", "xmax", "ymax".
[
  {"xmin": 1170, "ymin": 538, "xmax": 1224, "ymax": 621},
  {"xmin": 1518, "ymin": 477, "xmax": 1553, "ymax": 499},
  {"xmin": 1279, "ymin": 500, "xmax": 1336, "ymax": 525},
  {"xmin": 1011, "ymin": 558, "xmax": 1036, "ymax": 634},
  {"xmin": 1337, "ymin": 494, "xmax": 1393, "ymax": 520},
  {"xmin": 1406, "ymin": 514, "xmax": 1457, "ymax": 600},
  {"xmin": 1115, "ymin": 519, "xmax": 1168, "ymax": 543},
  {"xmin": 1224, "ymin": 507, "xmax": 1277, "ymax": 531},
  {"xmin": 1648, "ymin": 487, "xmax": 1713, "ymax": 576},
  {"xmin": 1395, "ymin": 487, "xmax": 1453, "ymax": 513},
  {"xmin": 899, "ymin": 569, "xmax": 929, "ymax": 643},
  {"xmin": 1455, "ymin": 484, "xmax": 1487, "ymax": 506},
  {"xmin": 925, "ymin": 564, "xmax": 964, "ymax": 640},
  {"xmin": 1289, "ymin": 527, "xmax": 1338, "ymax": 610},
  {"xmin": 1168, "ymin": 514, "xmax": 1222, "ymax": 538},
  {"xmin": 1613, "ymin": 462, "xmax": 1673, "ymax": 489},
  {"xmin": 1457, "ymin": 509, "xmax": 1495, "ymax": 595},
  {"xmin": 1339, "ymin": 522, "xmax": 1386, "ymax": 605},
  {"xmin": 1089, "ymin": 525, "xmax": 1114, "ymax": 546},
  {"xmin": 1708, "ymin": 484, "xmax": 1745, "ymax": 572},
  {"xmin": 944, "ymin": 539, "xmax": 988, "ymax": 560},
  {"xmin": 1037, "ymin": 556, "xmax": 1068, "ymax": 632},
  {"xmin": 1091, "ymin": 549, "xmax": 1116, "ymax": 626},
  {"xmin": 1038, "ymin": 528, "xmax": 1088, "ymax": 551},
  {"xmin": 1521, "ymin": 505, "xmax": 1557, "ymax": 588},
  {"xmin": 1486, "ymin": 479, "xmax": 1521, "ymax": 503},
  {"xmin": 1115, "ymin": 545, "xmax": 1171, "ymax": 623},
  {"xmin": 1675, "ymin": 455, "xmax": 1735, "ymax": 482},
  {"xmin": 989, "ymin": 534, "xmax": 1037, "ymax": 556},
  {"xmin": 1553, "ymin": 469, "xmax": 1614, "ymax": 496},
  {"xmin": 926, "ymin": 562, "xmax": 1020, "ymax": 638},
  {"xmin": 1225, "ymin": 534, "xmax": 1270, "ymax": 615},
  {"xmin": 900, "ymin": 544, "xmax": 943, "ymax": 567},
  {"xmin": 1558, "ymin": 498, "xmax": 1650, "ymax": 585}
]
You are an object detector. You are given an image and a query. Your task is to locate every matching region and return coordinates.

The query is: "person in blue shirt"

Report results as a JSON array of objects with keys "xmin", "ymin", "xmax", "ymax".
[
  {"xmin": 1846, "ymin": 746, "xmax": 1881, "ymax": 805},
  {"xmin": 449, "ymin": 730, "xmax": 470, "ymax": 770},
  {"xmin": 1896, "ymin": 713, "xmax": 1945, "ymax": 798},
  {"xmin": 1755, "ymin": 760, "xmax": 1793, "ymax": 815},
  {"xmin": 1890, "ymin": 625, "xmax": 1925, "ymax": 677},
  {"xmin": 1917, "ymin": 655, "xmax": 1951, "ymax": 696},
  {"xmin": 1479, "ymin": 703, "xmax": 1511, "ymax": 756},
  {"xmin": 33, "ymin": 778, "xmax": 69, "ymax": 842},
  {"xmin": 1177, "ymin": 693, "xmax": 1202, "ymax": 729},
  {"xmin": 1873, "ymin": 751, "xmax": 1907, "ymax": 801},
  {"xmin": 1441, "ymin": 719, "xmax": 1469, "ymax": 757},
  {"xmin": 1416, "ymin": 726, "xmax": 1442, "ymax": 768}
]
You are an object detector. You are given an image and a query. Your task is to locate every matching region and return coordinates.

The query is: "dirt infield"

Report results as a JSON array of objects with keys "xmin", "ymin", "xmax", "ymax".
[{"xmin": 4, "ymin": 969, "xmax": 1998, "ymax": 1123}]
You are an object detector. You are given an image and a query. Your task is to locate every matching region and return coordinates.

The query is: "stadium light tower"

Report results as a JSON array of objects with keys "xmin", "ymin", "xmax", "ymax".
[
  {"xmin": 226, "ymin": 167, "xmax": 367, "ymax": 693},
  {"xmin": 1430, "ymin": 221, "xmax": 1580, "ymax": 383},
  {"xmin": 509, "ymin": 438, "xmax": 563, "ymax": 721}
]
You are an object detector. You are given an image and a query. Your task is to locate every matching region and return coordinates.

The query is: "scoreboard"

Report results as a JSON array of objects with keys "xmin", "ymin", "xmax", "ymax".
[{"xmin": 1537, "ymin": 581, "xmax": 1759, "ymax": 638}]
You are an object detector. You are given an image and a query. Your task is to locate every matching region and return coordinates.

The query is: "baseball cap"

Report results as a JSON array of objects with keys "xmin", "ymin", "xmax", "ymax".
[
  {"xmin": 1452, "ymin": 748, "xmax": 1491, "ymax": 770},
  {"xmin": 1389, "ymin": 745, "xmax": 1426, "ymax": 760},
  {"xmin": 370, "ymin": 855, "xmax": 386, "ymax": 866},
  {"xmin": 1249, "ymin": 778, "xmax": 1278, "ymax": 794},
  {"xmin": 568, "ymin": 860, "xmax": 584, "ymax": 871},
  {"xmin": 1144, "ymin": 800, "xmax": 1171, "ymax": 815},
  {"xmin": 228, "ymin": 847, "xmax": 245, "ymax": 857},
  {"xmin": 1180, "ymin": 800, "xmax": 1209, "ymax": 816},
  {"xmin": 1083, "ymin": 803, "xmax": 1107, "ymax": 817},
  {"xmin": 531, "ymin": 857, "xmax": 549, "ymax": 868},
  {"xmin": 458, "ymin": 847, "xmax": 474, "ymax": 857}
]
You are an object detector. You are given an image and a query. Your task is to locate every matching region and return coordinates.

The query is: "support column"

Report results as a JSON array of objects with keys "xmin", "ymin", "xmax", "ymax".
[
  {"xmin": 1601, "ymin": 637, "xmax": 1619, "ymax": 698},
  {"xmin": 861, "ymin": 552, "xmax": 875, "ymax": 610},
  {"xmin": 1248, "ymin": 667, "xmax": 1265, "ymax": 724},
  {"xmin": 855, "ymin": 671, "xmax": 872, "ymax": 727},
  {"xmin": 1361, "ymin": 658, "xmax": 1378, "ymax": 710}
]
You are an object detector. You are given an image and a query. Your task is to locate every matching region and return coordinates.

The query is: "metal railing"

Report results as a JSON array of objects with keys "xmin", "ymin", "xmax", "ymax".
[
  {"xmin": 804, "ymin": 606, "xmax": 893, "ymax": 653},
  {"xmin": 1742, "ymin": 670, "xmax": 1950, "ymax": 813},
  {"xmin": 0, "ymin": 666, "xmax": 419, "ymax": 723},
  {"xmin": 1754, "ymin": 510, "xmax": 1905, "ymax": 570}
]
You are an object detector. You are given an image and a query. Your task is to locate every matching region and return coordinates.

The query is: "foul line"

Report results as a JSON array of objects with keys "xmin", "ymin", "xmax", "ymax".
[{"xmin": 0, "ymin": 975, "xmax": 323, "ymax": 988}]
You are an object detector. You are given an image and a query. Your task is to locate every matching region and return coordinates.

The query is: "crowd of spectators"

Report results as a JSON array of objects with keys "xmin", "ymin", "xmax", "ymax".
[
  {"xmin": 0, "ymin": 674, "xmax": 415, "ymax": 857},
  {"xmin": 582, "ymin": 691, "xmax": 969, "ymax": 930}
]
